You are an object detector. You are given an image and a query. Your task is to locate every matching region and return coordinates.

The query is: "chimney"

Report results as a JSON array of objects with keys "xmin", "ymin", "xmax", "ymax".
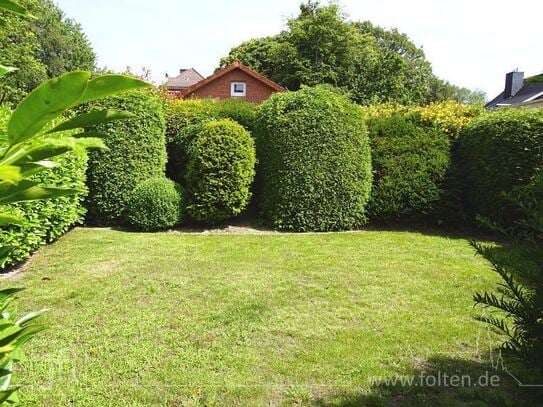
[
  {"xmin": 179, "ymin": 69, "xmax": 187, "ymax": 74},
  {"xmin": 504, "ymin": 71, "xmax": 524, "ymax": 98}
]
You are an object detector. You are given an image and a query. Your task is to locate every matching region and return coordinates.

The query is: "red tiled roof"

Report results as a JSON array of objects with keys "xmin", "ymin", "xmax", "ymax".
[{"xmin": 182, "ymin": 61, "xmax": 286, "ymax": 97}]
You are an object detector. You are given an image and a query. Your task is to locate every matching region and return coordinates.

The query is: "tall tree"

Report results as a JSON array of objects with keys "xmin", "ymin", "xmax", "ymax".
[
  {"xmin": 0, "ymin": 0, "xmax": 96, "ymax": 104},
  {"xmin": 220, "ymin": 1, "xmax": 483, "ymax": 105}
]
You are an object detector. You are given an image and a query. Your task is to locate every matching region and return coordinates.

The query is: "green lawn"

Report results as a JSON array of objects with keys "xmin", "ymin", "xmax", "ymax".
[{"xmin": 1, "ymin": 228, "xmax": 525, "ymax": 405}]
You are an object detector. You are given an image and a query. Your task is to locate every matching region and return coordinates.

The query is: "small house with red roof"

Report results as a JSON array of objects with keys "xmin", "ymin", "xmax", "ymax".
[{"xmin": 165, "ymin": 61, "xmax": 286, "ymax": 104}]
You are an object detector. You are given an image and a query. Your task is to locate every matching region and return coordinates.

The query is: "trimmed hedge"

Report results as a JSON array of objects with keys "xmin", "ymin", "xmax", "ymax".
[
  {"xmin": 367, "ymin": 114, "xmax": 451, "ymax": 222},
  {"xmin": 185, "ymin": 119, "xmax": 256, "ymax": 223},
  {"xmin": 165, "ymin": 98, "xmax": 257, "ymax": 182},
  {"xmin": 458, "ymin": 108, "xmax": 543, "ymax": 225},
  {"xmin": 126, "ymin": 178, "xmax": 184, "ymax": 231},
  {"xmin": 0, "ymin": 109, "xmax": 87, "ymax": 269},
  {"xmin": 164, "ymin": 98, "xmax": 257, "ymax": 141},
  {"xmin": 83, "ymin": 90, "xmax": 167, "ymax": 225},
  {"xmin": 362, "ymin": 101, "xmax": 483, "ymax": 139},
  {"xmin": 256, "ymin": 86, "xmax": 372, "ymax": 231}
]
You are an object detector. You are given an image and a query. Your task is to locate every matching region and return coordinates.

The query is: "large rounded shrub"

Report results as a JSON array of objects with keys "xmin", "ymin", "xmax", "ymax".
[
  {"xmin": 184, "ymin": 119, "xmax": 256, "ymax": 223},
  {"xmin": 126, "ymin": 178, "xmax": 184, "ymax": 231},
  {"xmin": 367, "ymin": 114, "xmax": 451, "ymax": 222},
  {"xmin": 256, "ymin": 86, "xmax": 372, "ymax": 232},
  {"xmin": 83, "ymin": 90, "xmax": 167, "ymax": 225},
  {"xmin": 458, "ymin": 108, "xmax": 543, "ymax": 224},
  {"xmin": 165, "ymin": 98, "xmax": 257, "ymax": 182}
]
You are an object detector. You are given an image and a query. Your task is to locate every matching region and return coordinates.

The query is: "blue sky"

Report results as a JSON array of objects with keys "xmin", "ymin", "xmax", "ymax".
[{"xmin": 56, "ymin": 0, "xmax": 542, "ymax": 99}]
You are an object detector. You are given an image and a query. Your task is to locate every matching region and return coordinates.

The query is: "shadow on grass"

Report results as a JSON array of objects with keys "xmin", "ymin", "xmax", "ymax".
[{"xmin": 313, "ymin": 354, "xmax": 543, "ymax": 407}]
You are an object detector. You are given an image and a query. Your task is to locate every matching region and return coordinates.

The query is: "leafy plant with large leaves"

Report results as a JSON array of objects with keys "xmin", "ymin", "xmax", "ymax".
[
  {"xmin": 0, "ymin": 69, "xmax": 149, "ymax": 403},
  {"xmin": 0, "ymin": 1, "xmax": 151, "ymax": 402}
]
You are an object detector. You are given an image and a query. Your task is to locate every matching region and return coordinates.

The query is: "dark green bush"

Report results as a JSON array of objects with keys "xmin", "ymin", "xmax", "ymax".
[
  {"xmin": 0, "ymin": 107, "xmax": 88, "ymax": 269},
  {"xmin": 367, "ymin": 114, "xmax": 451, "ymax": 222},
  {"xmin": 256, "ymin": 86, "xmax": 372, "ymax": 232},
  {"xmin": 83, "ymin": 90, "xmax": 167, "ymax": 225},
  {"xmin": 185, "ymin": 119, "xmax": 256, "ymax": 223},
  {"xmin": 164, "ymin": 98, "xmax": 257, "ymax": 141},
  {"xmin": 165, "ymin": 98, "xmax": 257, "ymax": 182},
  {"xmin": 126, "ymin": 178, "xmax": 184, "ymax": 231},
  {"xmin": 458, "ymin": 108, "xmax": 543, "ymax": 225}
]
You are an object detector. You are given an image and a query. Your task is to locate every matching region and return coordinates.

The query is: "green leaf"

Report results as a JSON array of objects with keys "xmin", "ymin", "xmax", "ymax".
[
  {"xmin": 16, "ymin": 309, "xmax": 47, "ymax": 326},
  {"xmin": 75, "ymin": 75, "xmax": 150, "ymax": 106},
  {"xmin": 71, "ymin": 131, "xmax": 109, "ymax": 139},
  {"xmin": 0, "ymin": 388, "xmax": 18, "ymax": 404},
  {"xmin": 0, "ymin": 65, "xmax": 16, "ymax": 79},
  {"xmin": 0, "ymin": 289, "xmax": 23, "ymax": 303},
  {"xmin": 7, "ymin": 71, "xmax": 91, "ymax": 145},
  {"xmin": 47, "ymin": 109, "xmax": 135, "ymax": 134},
  {"xmin": 0, "ymin": 213, "xmax": 22, "ymax": 227},
  {"xmin": 0, "ymin": 165, "xmax": 21, "ymax": 184},
  {"xmin": 0, "ymin": 248, "xmax": 12, "ymax": 268},
  {"xmin": 0, "ymin": 181, "xmax": 82, "ymax": 204},
  {"xmin": 0, "ymin": 0, "xmax": 32, "ymax": 16},
  {"xmin": 9, "ymin": 143, "xmax": 73, "ymax": 166},
  {"xmin": 0, "ymin": 359, "xmax": 13, "ymax": 392}
]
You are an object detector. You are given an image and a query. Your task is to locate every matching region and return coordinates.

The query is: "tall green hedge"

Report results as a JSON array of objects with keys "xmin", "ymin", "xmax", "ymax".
[
  {"xmin": 83, "ymin": 90, "xmax": 167, "ymax": 225},
  {"xmin": 458, "ymin": 108, "xmax": 543, "ymax": 225},
  {"xmin": 0, "ymin": 109, "xmax": 87, "ymax": 269},
  {"xmin": 184, "ymin": 119, "xmax": 256, "ymax": 224},
  {"xmin": 256, "ymin": 86, "xmax": 372, "ymax": 231},
  {"xmin": 367, "ymin": 114, "xmax": 451, "ymax": 222}
]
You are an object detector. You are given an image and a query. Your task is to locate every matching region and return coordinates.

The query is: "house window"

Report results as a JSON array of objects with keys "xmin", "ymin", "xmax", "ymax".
[{"xmin": 231, "ymin": 82, "xmax": 246, "ymax": 97}]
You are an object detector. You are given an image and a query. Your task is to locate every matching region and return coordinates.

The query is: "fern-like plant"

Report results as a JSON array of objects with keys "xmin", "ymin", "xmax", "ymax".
[{"xmin": 473, "ymin": 171, "xmax": 543, "ymax": 369}]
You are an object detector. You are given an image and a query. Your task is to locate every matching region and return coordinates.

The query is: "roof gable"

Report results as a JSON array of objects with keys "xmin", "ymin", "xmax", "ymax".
[
  {"xmin": 182, "ymin": 61, "xmax": 286, "ymax": 97},
  {"xmin": 166, "ymin": 68, "xmax": 204, "ymax": 89}
]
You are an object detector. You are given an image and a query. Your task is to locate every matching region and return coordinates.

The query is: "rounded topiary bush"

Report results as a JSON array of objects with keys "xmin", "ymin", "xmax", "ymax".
[
  {"xmin": 83, "ymin": 90, "xmax": 167, "ymax": 225},
  {"xmin": 255, "ymin": 86, "xmax": 372, "ymax": 232},
  {"xmin": 367, "ymin": 114, "xmax": 451, "ymax": 222},
  {"xmin": 165, "ymin": 99, "xmax": 257, "ymax": 183},
  {"xmin": 185, "ymin": 119, "xmax": 256, "ymax": 223},
  {"xmin": 458, "ymin": 108, "xmax": 543, "ymax": 225},
  {"xmin": 126, "ymin": 178, "xmax": 184, "ymax": 231}
]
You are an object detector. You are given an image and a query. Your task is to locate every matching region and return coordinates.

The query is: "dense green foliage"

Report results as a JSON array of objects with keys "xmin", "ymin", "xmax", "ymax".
[
  {"xmin": 126, "ymin": 177, "xmax": 184, "ymax": 232},
  {"xmin": 220, "ymin": 2, "xmax": 482, "ymax": 105},
  {"xmin": 164, "ymin": 98, "xmax": 256, "ymax": 182},
  {"xmin": 0, "ymin": 106, "xmax": 89, "ymax": 270},
  {"xmin": 184, "ymin": 119, "xmax": 256, "ymax": 224},
  {"xmin": 164, "ymin": 98, "xmax": 257, "ymax": 141},
  {"xmin": 256, "ymin": 86, "xmax": 372, "ymax": 231},
  {"xmin": 474, "ymin": 171, "xmax": 543, "ymax": 373},
  {"xmin": 0, "ymin": 0, "xmax": 95, "ymax": 104},
  {"xmin": 367, "ymin": 114, "xmax": 451, "ymax": 222},
  {"xmin": 84, "ymin": 90, "xmax": 167, "ymax": 225},
  {"xmin": 0, "ymin": 148, "xmax": 87, "ymax": 268},
  {"xmin": 458, "ymin": 108, "xmax": 543, "ymax": 225},
  {"xmin": 0, "ymin": 288, "xmax": 47, "ymax": 404}
]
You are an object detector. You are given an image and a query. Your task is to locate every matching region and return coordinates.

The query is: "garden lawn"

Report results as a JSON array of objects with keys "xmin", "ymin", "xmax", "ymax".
[{"xmin": 2, "ymin": 228, "xmax": 519, "ymax": 405}]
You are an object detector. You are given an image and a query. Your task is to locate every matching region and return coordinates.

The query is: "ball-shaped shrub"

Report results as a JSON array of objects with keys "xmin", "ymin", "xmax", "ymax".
[
  {"xmin": 185, "ymin": 119, "xmax": 256, "ymax": 223},
  {"xmin": 165, "ymin": 99, "xmax": 256, "ymax": 182},
  {"xmin": 126, "ymin": 178, "xmax": 184, "ymax": 231},
  {"xmin": 367, "ymin": 114, "xmax": 451, "ymax": 222},
  {"xmin": 458, "ymin": 108, "xmax": 543, "ymax": 225},
  {"xmin": 83, "ymin": 90, "xmax": 167, "ymax": 225},
  {"xmin": 255, "ymin": 86, "xmax": 372, "ymax": 232}
]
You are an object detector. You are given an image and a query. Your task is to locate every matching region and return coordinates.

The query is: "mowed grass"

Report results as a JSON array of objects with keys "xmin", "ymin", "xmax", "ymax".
[{"xmin": 1, "ymin": 228, "xmax": 516, "ymax": 405}]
